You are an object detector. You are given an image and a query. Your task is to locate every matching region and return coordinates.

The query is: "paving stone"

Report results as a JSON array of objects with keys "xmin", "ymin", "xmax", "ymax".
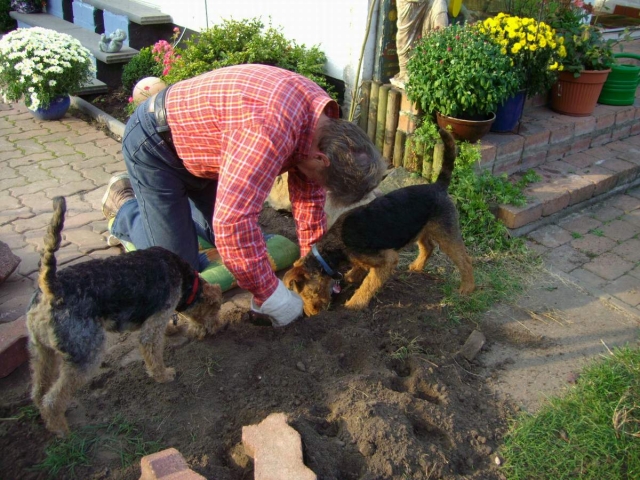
[
  {"xmin": 621, "ymin": 209, "xmax": 640, "ymax": 228},
  {"xmin": 571, "ymin": 233, "xmax": 617, "ymax": 255},
  {"xmin": 242, "ymin": 412, "xmax": 317, "ymax": 480},
  {"xmin": 563, "ymin": 152, "xmax": 596, "ymax": 169},
  {"xmin": 607, "ymin": 194, "xmax": 640, "ymax": 213},
  {"xmin": 527, "ymin": 224, "xmax": 574, "ymax": 248},
  {"xmin": 139, "ymin": 448, "xmax": 205, "ymax": 480},
  {"xmin": 524, "ymin": 239, "xmax": 548, "ymax": 256},
  {"xmin": 590, "ymin": 204, "xmax": 624, "ymax": 222},
  {"xmin": 15, "ymin": 165, "xmax": 52, "ymax": 183},
  {"xmin": 542, "ymin": 244, "xmax": 590, "ymax": 273},
  {"xmin": 583, "ymin": 252, "xmax": 635, "ymax": 280},
  {"xmin": 569, "ymin": 267, "xmax": 607, "ymax": 290},
  {"xmin": 604, "ymin": 274, "xmax": 640, "ymax": 307},
  {"xmin": 600, "ymin": 219, "xmax": 639, "ymax": 242},
  {"xmin": 611, "ymin": 238, "xmax": 640, "ymax": 263},
  {"xmin": 558, "ymin": 214, "xmax": 602, "ymax": 235}
]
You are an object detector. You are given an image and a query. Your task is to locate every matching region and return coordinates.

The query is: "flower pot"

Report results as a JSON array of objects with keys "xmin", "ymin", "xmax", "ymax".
[
  {"xmin": 598, "ymin": 53, "xmax": 640, "ymax": 106},
  {"xmin": 491, "ymin": 90, "xmax": 527, "ymax": 133},
  {"xmin": 28, "ymin": 95, "xmax": 71, "ymax": 121},
  {"xmin": 436, "ymin": 112, "xmax": 495, "ymax": 143},
  {"xmin": 550, "ymin": 69, "xmax": 611, "ymax": 117}
]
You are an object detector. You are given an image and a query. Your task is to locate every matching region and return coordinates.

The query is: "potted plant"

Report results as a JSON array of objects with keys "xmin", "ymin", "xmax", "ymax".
[
  {"xmin": 405, "ymin": 23, "xmax": 520, "ymax": 142},
  {"xmin": 547, "ymin": 0, "xmax": 616, "ymax": 116},
  {"xmin": 478, "ymin": 13, "xmax": 564, "ymax": 132},
  {"xmin": 0, "ymin": 27, "xmax": 95, "ymax": 120}
]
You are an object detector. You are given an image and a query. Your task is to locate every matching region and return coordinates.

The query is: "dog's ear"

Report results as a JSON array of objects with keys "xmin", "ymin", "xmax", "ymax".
[
  {"xmin": 202, "ymin": 282, "xmax": 222, "ymax": 308},
  {"xmin": 283, "ymin": 266, "xmax": 307, "ymax": 293}
]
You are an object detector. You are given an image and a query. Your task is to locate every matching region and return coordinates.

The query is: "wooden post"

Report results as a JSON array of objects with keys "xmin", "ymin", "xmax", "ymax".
[
  {"xmin": 383, "ymin": 88, "xmax": 401, "ymax": 162},
  {"xmin": 367, "ymin": 81, "xmax": 380, "ymax": 142},
  {"xmin": 358, "ymin": 81, "xmax": 371, "ymax": 132},
  {"xmin": 393, "ymin": 130, "xmax": 406, "ymax": 168},
  {"xmin": 431, "ymin": 141, "xmax": 445, "ymax": 183},
  {"xmin": 375, "ymin": 85, "xmax": 390, "ymax": 152}
]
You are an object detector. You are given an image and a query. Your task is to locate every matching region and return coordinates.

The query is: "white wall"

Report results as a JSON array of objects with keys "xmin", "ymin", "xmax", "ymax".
[{"xmin": 143, "ymin": 0, "xmax": 380, "ymax": 112}]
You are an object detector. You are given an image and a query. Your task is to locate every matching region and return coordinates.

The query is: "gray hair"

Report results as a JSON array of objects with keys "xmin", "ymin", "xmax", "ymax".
[{"xmin": 318, "ymin": 118, "xmax": 387, "ymax": 207}]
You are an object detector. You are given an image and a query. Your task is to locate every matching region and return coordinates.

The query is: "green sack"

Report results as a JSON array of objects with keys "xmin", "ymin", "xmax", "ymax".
[{"xmin": 114, "ymin": 231, "xmax": 300, "ymax": 292}]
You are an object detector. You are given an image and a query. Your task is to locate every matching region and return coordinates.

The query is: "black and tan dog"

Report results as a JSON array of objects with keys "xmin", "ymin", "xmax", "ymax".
[
  {"xmin": 284, "ymin": 128, "xmax": 475, "ymax": 315},
  {"xmin": 27, "ymin": 197, "xmax": 223, "ymax": 436}
]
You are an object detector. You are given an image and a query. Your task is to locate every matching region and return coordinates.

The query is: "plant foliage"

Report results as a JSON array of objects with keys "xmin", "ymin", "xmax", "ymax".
[
  {"xmin": 405, "ymin": 23, "xmax": 520, "ymax": 118},
  {"xmin": 0, "ymin": 27, "xmax": 94, "ymax": 109},
  {"xmin": 163, "ymin": 18, "xmax": 335, "ymax": 99},
  {"xmin": 478, "ymin": 13, "xmax": 564, "ymax": 97},
  {"xmin": 121, "ymin": 46, "xmax": 164, "ymax": 91}
]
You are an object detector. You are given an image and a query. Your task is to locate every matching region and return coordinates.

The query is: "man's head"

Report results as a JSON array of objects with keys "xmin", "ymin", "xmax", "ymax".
[{"xmin": 316, "ymin": 118, "xmax": 387, "ymax": 207}]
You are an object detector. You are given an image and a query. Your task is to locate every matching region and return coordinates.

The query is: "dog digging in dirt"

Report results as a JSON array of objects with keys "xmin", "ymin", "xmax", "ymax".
[
  {"xmin": 284, "ymin": 128, "xmax": 475, "ymax": 315},
  {"xmin": 26, "ymin": 196, "xmax": 223, "ymax": 436}
]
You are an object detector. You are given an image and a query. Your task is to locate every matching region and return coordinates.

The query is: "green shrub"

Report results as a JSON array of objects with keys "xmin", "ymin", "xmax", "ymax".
[
  {"xmin": 163, "ymin": 18, "xmax": 335, "ymax": 99},
  {"xmin": 121, "ymin": 46, "xmax": 164, "ymax": 91}
]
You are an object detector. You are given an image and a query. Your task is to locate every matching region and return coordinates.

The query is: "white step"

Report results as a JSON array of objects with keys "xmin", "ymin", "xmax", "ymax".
[{"xmin": 79, "ymin": 0, "xmax": 172, "ymax": 25}]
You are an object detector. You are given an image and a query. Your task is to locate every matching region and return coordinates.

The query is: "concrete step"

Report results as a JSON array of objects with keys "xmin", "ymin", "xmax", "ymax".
[
  {"xmin": 79, "ymin": 0, "xmax": 172, "ymax": 25},
  {"xmin": 9, "ymin": 12, "xmax": 138, "ymax": 64},
  {"xmin": 77, "ymin": 76, "xmax": 108, "ymax": 95}
]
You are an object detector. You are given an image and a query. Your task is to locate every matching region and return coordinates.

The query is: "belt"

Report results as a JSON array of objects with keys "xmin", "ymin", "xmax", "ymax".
[{"xmin": 148, "ymin": 87, "xmax": 174, "ymax": 149}]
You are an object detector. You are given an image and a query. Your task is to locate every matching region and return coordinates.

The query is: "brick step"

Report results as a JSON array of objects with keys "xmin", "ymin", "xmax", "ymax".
[
  {"xmin": 490, "ymin": 101, "xmax": 640, "ymax": 236},
  {"xmin": 9, "ymin": 11, "xmax": 139, "ymax": 87}
]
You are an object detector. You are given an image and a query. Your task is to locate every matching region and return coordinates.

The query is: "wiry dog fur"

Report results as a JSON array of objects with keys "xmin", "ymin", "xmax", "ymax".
[
  {"xmin": 284, "ymin": 128, "xmax": 475, "ymax": 315},
  {"xmin": 27, "ymin": 197, "xmax": 223, "ymax": 436}
]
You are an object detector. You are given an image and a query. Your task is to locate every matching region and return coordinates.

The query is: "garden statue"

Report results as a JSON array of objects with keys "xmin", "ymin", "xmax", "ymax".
[
  {"xmin": 391, "ymin": 0, "xmax": 449, "ymax": 88},
  {"xmin": 99, "ymin": 29, "xmax": 128, "ymax": 53}
]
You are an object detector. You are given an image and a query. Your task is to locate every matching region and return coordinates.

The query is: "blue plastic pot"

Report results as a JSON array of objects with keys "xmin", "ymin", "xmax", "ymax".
[
  {"xmin": 29, "ymin": 95, "xmax": 71, "ymax": 121},
  {"xmin": 491, "ymin": 90, "xmax": 527, "ymax": 133}
]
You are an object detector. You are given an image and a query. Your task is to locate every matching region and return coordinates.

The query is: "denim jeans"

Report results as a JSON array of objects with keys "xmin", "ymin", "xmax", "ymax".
[{"xmin": 110, "ymin": 98, "xmax": 217, "ymax": 271}]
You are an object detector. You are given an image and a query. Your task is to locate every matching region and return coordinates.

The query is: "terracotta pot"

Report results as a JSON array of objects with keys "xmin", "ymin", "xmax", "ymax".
[
  {"xmin": 435, "ymin": 112, "xmax": 495, "ymax": 143},
  {"xmin": 550, "ymin": 69, "xmax": 611, "ymax": 116}
]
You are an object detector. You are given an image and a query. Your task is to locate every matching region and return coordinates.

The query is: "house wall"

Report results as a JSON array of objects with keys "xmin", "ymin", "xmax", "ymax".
[{"xmin": 136, "ymin": 0, "xmax": 380, "ymax": 113}]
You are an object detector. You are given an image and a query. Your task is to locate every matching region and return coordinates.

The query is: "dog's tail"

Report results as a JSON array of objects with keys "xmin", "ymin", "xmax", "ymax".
[
  {"xmin": 435, "ymin": 128, "xmax": 458, "ymax": 189},
  {"xmin": 38, "ymin": 196, "xmax": 66, "ymax": 302}
]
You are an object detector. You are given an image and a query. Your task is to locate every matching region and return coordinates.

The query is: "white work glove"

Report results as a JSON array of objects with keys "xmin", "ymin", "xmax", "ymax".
[{"xmin": 251, "ymin": 279, "xmax": 303, "ymax": 327}]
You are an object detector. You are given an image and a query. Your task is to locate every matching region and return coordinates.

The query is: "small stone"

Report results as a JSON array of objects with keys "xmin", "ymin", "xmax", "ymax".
[{"xmin": 296, "ymin": 362, "xmax": 306, "ymax": 372}]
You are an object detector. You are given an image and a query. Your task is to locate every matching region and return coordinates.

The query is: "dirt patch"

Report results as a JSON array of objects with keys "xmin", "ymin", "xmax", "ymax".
[
  {"xmin": 0, "ymin": 207, "xmax": 517, "ymax": 480},
  {"xmin": 86, "ymin": 87, "xmax": 132, "ymax": 124}
]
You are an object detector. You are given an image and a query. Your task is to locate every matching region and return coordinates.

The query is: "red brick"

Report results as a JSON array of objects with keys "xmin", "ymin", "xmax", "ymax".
[
  {"xmin": 584, "ymin": 252, "xmax": 635, "ymax": 280},
  {"xmin": 497, "ymin": 200, "xmax": 543, "ymax": 229},
  {"xmin": 564, "ymin": 152, "xmax": 596, "ymax": 169},
  {"xmin": 596, "ymin": 158, "xmax": 640, "ymax": 186},
  {"xmin": 493, "ymin": 155, "xmax": 522, "ymax": 175},
  {"xmin": 547, "ymin": 141, "xmax": 571, "ymax": 161},
  {"xmin": 590, "ymin": 130, "xmax": 612, "ymax": 147},
  {"xmin": 519, "ymin": 122, "xmax": 551, "ymax": 149},
  {"xmin": 526, "ymin": 181, "xmax": 571, "ymax": 216},
  {"xmin": 0, "ymin": 316, "xmax": 28, "ymax": 378},
  {"xmin": 615, "ymin": 107, "xmax": 636, "ymax": 126},
  {"xmin": 520, "ymin": 149, "xmax": 548, "ymax": 170},
  {"xmin": 548, "ymin": 120, "xmax": 574, "ymax": 144},
  {"xmin": 140, "ymin": 448, "xmax": 205, "ymax": 480},
  {"xmin": 242, "ymin": 413, "xmax": 317, "ymax": 480},
  {"xmin": 478, "ymin": 143, "xmax": 496, "ymax": 167},
  {"xmin": 631, "ymin": 122, "xmax": 640, "ymax": 136},
  {"xmin": 584, "ymin": 145, "xmax": 618, "ymax": 161},
  {"xmin": 579, "ymin": 165, "xmax": 618, "ymax": 196},
  {"xmin": 572, "ymin": 116, "xmax": 596, "ymax": 136},
  {"xmin": 568, "ymin": 135, "xmax": 593, "ymax": 155},
  {"xmin": 594, "ymin": 110, "xmax": 616, "ymax": 130},
  {"xmin": 552, "ymin": 175, "xmax": 597, "ymax": 205}
]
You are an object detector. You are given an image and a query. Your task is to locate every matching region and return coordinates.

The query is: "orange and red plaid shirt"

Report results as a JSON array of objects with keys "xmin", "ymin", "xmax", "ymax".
[{"xmin": 165, "ymin": 65, "xmax": 339, "ymax": 302}]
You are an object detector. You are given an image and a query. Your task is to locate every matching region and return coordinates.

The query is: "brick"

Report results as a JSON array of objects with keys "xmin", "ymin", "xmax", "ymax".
[
  {"xmin": 612, "ymin": 238, "xmax": 640, "ymax": 263},
  {"xmin": 591, "ymin": 204, "xmax": 624, "ymax": 222},
  {"xmin": 594, "ymin": 110, "xmax": 616, "ymax": 130},
  {"xmin": 578, "ymin": 165, "xmax": 617, "ymax": 196},
  {"xmin": 597, "ymin": 158, "xmax": 640, "ymax": 186},
  {"xmin": 558, "ymin": 214, "xmax": 602, "ymax": 234},
  {"xmin": 548, "ymin": 120, "xmax": 574, "ymax": 144},
  {"xmin": 615, "ymin": 107, "xmax": 636, "ymax": 126},
  {"xmin": 590, "ymin": 130, "xmax": 612, "ymax": 147},
  {"xmin": 492, "ymin": 154, "xmax": 522, "ymax": 175},
  {"xmin": 519, "ymin": 122, "xmax": 550, "ymax": 150},
  {"xmin": 477, "ymin": 143, "xmax": 497, "ymax": 167},
  {"xmin": 553, "ymin": 174, "xmax": 596, "ymax": 205},
  {"xmin": 611, "ymin": 125, "xmax": 632, "ymax": 141},
  {"xmin": 572, "ymin": 116, "xmax": 596, "ymax": 136},
  {"xmin": 546, "ymin": 141, "xmax": 571, "ymax": 161},
  {"xmin": 0, "ymin": 316, "xmax": 28, "ymax": 378},
  {"xmin": 572, "ymin": 233, "xmax": 617, "ymax": 255},
  {"xmin": 242, "ymin": 413, "xmax": 317, "ymax": 480},
  {"xmin": 608, "ymin": 194, "xmax": 640, "ymax": 213},
  {"xmin": 140, "ymin": 448, "xmax": 205, "ymax": 480},
  {"xmin": 520, "ymin": 149, "xmax": 548, "ymax": 170},
  {"xmin": 583, "ymin": 252, "xmax": 635, "ymax": 280},
  {"xmin": 525, "ymin": 182, "xmax": 570, "ymax": 216},
  {"xmin": 527, "ymin": 224, "xmax": 573, "ymax": 248},
  {"xmin": 497, "ymin": 199, "xmax": 543, "ymax": 229},
  {"xmin": 542, "ymin": 243, "xmax": 590, "ymax": 273},
  {"xmin": 564, "ymin": 152, "xmax": 597, "ymax": 169},
  {"xmin": 568, "ymin": 135, "xmax": 593, "ymax": 155},
  {"xmin": 600, "ymin": 219, "xmax": 638, "ymax": 242}
]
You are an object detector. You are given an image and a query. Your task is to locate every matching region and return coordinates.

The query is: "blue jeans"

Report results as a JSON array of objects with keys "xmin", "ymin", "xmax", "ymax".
[{"xmin": 110, "ymin": 98, "xmax": 217, "ymax": 271}]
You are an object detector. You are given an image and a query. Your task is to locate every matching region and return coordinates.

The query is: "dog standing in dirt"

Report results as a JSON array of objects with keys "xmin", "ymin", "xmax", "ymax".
[
  {"xmin": 284, "ymin": 128, "xmax": 475, "ymax": 315},
  {"xmin": 26, "ymin": 196, "xmax": 223, "ymax": 436}
]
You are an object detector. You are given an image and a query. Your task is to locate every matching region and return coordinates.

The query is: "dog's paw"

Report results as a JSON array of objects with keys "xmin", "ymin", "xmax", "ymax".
[
  {"xmin": 344, "ymin": 297, "xmax": 369, "ymax": 310},
  {"xmin": 155, "ymin": 367, "xmax": 176, "ymax": 383},
  {"xmin": 408, "ymin": 261, "xmax": 425, "ymax": 272},
  {"xmin": 458, "ymin": 282, "xmax": 475, "ymax": 295}
]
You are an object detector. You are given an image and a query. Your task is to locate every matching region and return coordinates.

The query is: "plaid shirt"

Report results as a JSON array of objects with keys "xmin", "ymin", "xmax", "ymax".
[{"xmin": 165, "ymin": 65, "xmax": 339, "ymax": 302}]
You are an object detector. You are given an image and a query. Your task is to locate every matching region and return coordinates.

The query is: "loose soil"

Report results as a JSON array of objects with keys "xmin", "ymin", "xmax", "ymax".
[{"xmin": 0, "ymin": 205, "xmax": 516, "ymax": 480}]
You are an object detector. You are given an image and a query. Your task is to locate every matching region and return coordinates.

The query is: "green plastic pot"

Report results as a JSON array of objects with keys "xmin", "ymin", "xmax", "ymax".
[{"xmin": 598, "ymin": 53, "xmax": 640, "ymax": 106}]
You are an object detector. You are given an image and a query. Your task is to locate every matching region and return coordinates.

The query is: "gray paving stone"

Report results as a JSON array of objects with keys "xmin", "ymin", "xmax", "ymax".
[
  {"xmin": 611, "ymin": 238, "xmax": 640, "ymax": 263},
  {"xmin": 527, "ymin": 224, "xmax": 574, "ymax": 248},
  {"xmin": 543, "ymin": 244, "xmax": 590, "ymax": 273},
  {"xmin": 571, "ymin": 233, "xmax": 617, "ymax": 255},
  {"xmin": 600, "ymin": 219, "xmax": 639, "ymax": 242},
  {"xmin": 604, "ymin": 274, "xmax": 640, "ymax": 307},
  {"xmin": 583, "ymin": 252, "xmax": 635, "ymax": 280},
  {"xmin": 558, "ymin": 214, "xmax": 602, "ymax": 234},
  {"xmin": 590, "ymin": 205, "xmax": 624, "ymax": 222},
  {"xmin": 568, "ymin": 267, "xmax": 608, "ymax": 290}
]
